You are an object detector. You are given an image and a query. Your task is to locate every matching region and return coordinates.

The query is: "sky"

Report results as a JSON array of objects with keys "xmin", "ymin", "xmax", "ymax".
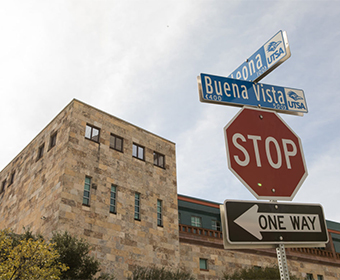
[{"xmin": 1, "ymin": 1, "xmax": 340, "ymax": 223}]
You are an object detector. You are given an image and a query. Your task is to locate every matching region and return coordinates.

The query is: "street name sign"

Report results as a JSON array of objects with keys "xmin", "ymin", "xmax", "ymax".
[
  {"xmin": 198, "ymin": 73, "xmax": 308, "ymax": 115},
  {"xmin": 224, "ymin": 107, "xmax": 308, "ymax": 201},
  {"xmin": 228, "ymin": 30, "xmax": 291, "ymax": 83},
  {"xmin": 222, "ymin": 200, "xmax": 328, "ymax": 247}
]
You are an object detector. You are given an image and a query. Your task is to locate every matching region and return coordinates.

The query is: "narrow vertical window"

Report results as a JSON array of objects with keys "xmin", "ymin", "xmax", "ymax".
[
  {"xmin": 199, "ymin": 258, "xmax": 208, "ymax": 270},
  {"xmin": 37, "ymin": 143, "xmax": 45, "ymax": 160},
  {"xmin": 306, "ymin": 274, "xmax": 314, "ymax": 280},
  {"xmin": 153, "ymin": 152, "xmax": 165, "ymax": 168},
  {"xmin": 0, "ymin": 179, "xmax": 6, "ymax": 194},
  {"xmin": 110, "ymin": 185, "xmax": 117, "ymax": 214},
  {"xmin": 134, "ymin": 192, "xmax": 140, "ymax": 220},
  {"xmin": 9, "ymin": 171, "xmax": 15, "ymax": 186},
  {"xmin": 132, "ymin": 143, "xmax": 144, "ymax": 160},
  {"xmin": 110, "ymin": 134, "xmax": 123, "ymax": 152},
  {"xmin": 83, "ymin": 176, "xmax": 91, "ymax": 206},
  {"xmin": 49, "ymin": 132, "xmax": 57, "ymax": 149},
  {"xmin": 85, "ymin": 124, "xmax": 100, "ymax": 142},
  {"xmin": 157, "ymin": 199, "xmax": 163, "ymax": 227},
  {"xmin": 212, "ymin": 220, "xmax": 221, "ymax": 231}
]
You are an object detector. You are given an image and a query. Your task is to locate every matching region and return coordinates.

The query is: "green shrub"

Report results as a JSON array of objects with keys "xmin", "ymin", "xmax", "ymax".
[
  {"xmin": 223, "ymin": 265, "xmax": 300, "ymax": 280},
  {"xmin": 128, "ymin": 265, "xmax": 195, "ymax": 280}
]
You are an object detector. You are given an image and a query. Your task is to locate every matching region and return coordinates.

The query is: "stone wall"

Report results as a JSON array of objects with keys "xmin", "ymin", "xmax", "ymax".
[
  {"xmin": 0, "ymin": 99, "xmax": 180, "ymax": 279},
  {"xmin": 0, "ymin": 101, "xmax": 72, "ymax": 236},
  {"xmin": 179, "ymin": 241, "xmax": 340, "ymax": 280},
  {"xmin": 55, "ymin": 100, "xmax": 180, "ymax": 278}
]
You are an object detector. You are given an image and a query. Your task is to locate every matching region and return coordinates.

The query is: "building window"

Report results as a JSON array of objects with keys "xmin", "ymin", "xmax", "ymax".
[
  {"xmin": 83, "ymin": 176, "xmax": 91, "ymax": 206},
  {"xmin": 317, "ymin": 275, "xmax": 323, "ymax": 280},
  {"xmin": 157, "ymin": 200, "xmax": 163, "ymax": 227},
  {"xmin": 110, "ymin": 134, "xmax": 123, "ymax": 152},
  {"xmin": 306, "ymin": 273, "xmax": 314, "ymax": 280},
  {"xmin": 0, "ymin": 179, "xmax": 6, "ymax": 194},
  {"xmin": 199, "ymin": 258, "xmax": 208, "ymax": 270},
  {"xmin": 49, "ymin": 132, "xmax": 57, "ymax": 149},
  {"xmin": 85, "ymin": 124, "xmax": 100, "ymax": 142},
  {"xmin": 8, "ymin": 171, "xmax": 15, "ymax": 186},
  {"xmin": 110, "ymin": 185, "xmax": 117, "ymax": 214},
  {"xmin": 212, "ymin": 220, "xmax": 221, "ymax": 231},
  {"xmin": 153, "ymin": 152, "xmax": 165, "ymax": 168},
  {"xmin": 134, "ymin": 192, "xmax": 141, "ymax": 220},
  {"xmin": 191, "ymin": 216, "xmax": 202, "ymax": 227},
  {"xmin": 132, "ymin": 143, "xmax": 144, "ymax": 160},
  {"xmin": 37, "ymin": 143, "xmax": 45, "ymax": 160}
]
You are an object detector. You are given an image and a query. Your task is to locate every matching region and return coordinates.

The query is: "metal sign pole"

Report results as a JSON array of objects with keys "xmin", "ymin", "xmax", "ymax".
[
  {"xmin": 276, "ymin": 244, "xmax": 290, "ymax": 280},
  {"xmin": 271, "ymin": 199, "xmax": 290, "ymax": 280}
]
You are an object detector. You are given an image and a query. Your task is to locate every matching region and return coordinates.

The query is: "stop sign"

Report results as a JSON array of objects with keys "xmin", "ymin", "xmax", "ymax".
[{"xmin": 224, "ymin": 107, "xmax": 307, "ymax": 201}]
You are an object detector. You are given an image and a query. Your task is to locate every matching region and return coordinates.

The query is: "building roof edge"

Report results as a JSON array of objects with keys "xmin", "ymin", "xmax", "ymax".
[
  {"xmin": 72, "ymin": 98, "xmax": 176, "ymax": 145},
  {"xmin": 178, "ymin": 194, "xmax": 221, "ymax": 209}
]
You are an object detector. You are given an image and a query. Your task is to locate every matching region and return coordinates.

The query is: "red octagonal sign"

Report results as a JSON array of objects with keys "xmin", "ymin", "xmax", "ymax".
[{"xmin": 224, "ymin": 107, "xmax": 308, "ymax": 201}]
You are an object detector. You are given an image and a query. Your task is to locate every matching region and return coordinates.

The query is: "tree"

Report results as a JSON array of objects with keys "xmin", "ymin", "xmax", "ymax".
[
  {"xmin": 223, "ymin": 265, "xmax": 300, "ymax": 280},
  {"xmin": 0, "ymin": 229, "xmax": 115, "ymax": 280},
  {"xmin": 0, "ymin": 229, "xmax": 67, "ymax": 280},
  {"xmin": 51, "ymin": 231, "xmax": 102, "ymax": 280},
  {"xmin": 127, "ymin": 265, "xmax": 196, "ymax": 280}
]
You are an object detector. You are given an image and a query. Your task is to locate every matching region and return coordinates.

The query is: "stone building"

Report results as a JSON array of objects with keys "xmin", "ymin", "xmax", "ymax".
[
  {"xmin": 1, "ymin": 99, "xmax": 340, "ymax": 279},
  {"xmin": 0, "ymin": 99, "xmax": 179, "ymax": 278}
]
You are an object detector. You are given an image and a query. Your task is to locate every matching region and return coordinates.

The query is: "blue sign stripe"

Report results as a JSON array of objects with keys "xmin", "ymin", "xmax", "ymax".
[{"xmin": 199, "ymin": 73, "xmax": 308, "ymax": 114}]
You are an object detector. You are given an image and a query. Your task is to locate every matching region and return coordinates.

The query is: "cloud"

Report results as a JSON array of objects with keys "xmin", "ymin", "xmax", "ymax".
[
  {"xmin": 1, "ymin": 0, "xmax": 340, "ymax": 226},
  {"xmin": 176, "ymin": 105, "xmax": 237, "ymax": 195}
]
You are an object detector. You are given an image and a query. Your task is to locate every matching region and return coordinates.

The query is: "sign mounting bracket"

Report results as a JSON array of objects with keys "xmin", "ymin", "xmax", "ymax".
[{"xmin": 276, "ymin": 244, "xmax": 290, "ymax": 280}]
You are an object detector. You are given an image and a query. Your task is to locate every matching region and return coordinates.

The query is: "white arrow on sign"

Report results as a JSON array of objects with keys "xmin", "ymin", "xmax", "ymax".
[{"xmin": 234, "ymin": 204, "xmax": 322, "ymax": 240}]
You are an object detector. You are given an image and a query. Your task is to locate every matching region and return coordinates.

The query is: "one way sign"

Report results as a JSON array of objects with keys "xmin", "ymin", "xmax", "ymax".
[{"xmin": 222, "ymin": 200, "xmax": 328, "ymax": 246}]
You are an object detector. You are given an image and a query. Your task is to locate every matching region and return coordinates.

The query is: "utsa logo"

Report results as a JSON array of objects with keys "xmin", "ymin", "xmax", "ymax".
[
  {"xmin": 287, "ymin": 91, "xmax": 306, "ymax": 110},
  {"xmin": 266, "ymin": 40, "xmax": 284, "ymax": 64},
  {"xmin": 287, "ymin": 91, "xmax": 303, "ymax": 101},
  {"xmin": 267, "ymin": 41, "xmax": 282, "ymax": 52}
]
